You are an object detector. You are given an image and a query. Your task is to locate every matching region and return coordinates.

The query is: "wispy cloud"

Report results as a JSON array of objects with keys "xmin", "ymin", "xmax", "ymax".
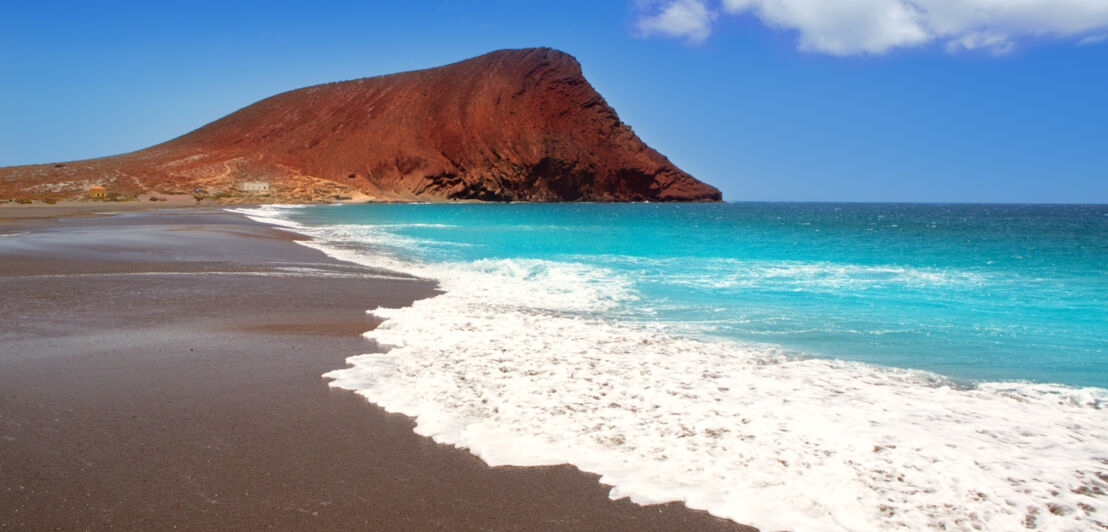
[
  {"xmin": 1077, "ymin": 33, "xmax": 1108, "ymax": 46},
  {"xmin": 635, "ymin": 0, "xmax": 1108, "ymax": 55},
  {"xmin": 635, "ymin": 0, "xmax": 717, "ymax": 45}
]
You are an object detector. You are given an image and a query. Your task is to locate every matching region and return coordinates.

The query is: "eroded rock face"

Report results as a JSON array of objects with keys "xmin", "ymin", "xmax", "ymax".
[{"xmin": 1, "ymin": 48, "xmax": 721, "ymax": 202}]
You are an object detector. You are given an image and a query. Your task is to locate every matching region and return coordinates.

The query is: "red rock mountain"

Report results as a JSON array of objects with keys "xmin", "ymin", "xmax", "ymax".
[{"xmin": 0, "ymin": 48, "xmax": 721, "ymax": 203}]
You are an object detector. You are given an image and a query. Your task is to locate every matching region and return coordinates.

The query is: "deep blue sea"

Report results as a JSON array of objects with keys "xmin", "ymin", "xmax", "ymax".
[{"xmin": 238, "ymin": 202, "xmax": 1108, "ymax": 530}]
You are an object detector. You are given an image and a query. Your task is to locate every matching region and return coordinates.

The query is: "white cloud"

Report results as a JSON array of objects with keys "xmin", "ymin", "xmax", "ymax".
[
  {"xmin": 1077, "ymin": 33, "xmax": 1108, "ymax": 45},
  {"xmin": 637, "ymin": 0, "xmax": 1108, "ymax": 55},
  {"xmin": 636, "ymin": 0, "xmax": 717, "ymax": 45},
  {"xmin": 722, "ymin": 0, "xmax": 929, "ymax": 54}
]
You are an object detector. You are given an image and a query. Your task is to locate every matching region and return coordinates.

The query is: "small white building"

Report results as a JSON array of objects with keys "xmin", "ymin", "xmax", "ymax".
[{"xmin": 237, "ymin": 181, "xmax": 270, "ymax": 193}]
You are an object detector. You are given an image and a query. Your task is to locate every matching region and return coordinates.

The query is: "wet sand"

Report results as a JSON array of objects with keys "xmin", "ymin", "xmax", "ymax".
[{"xmin": 0, "ymin": 210, "xmax": 751, "ymax": 530}]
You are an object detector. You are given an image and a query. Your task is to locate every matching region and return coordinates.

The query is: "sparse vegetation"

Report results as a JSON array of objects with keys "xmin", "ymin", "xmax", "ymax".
[{"xmin": 99, "ymin": 192, "xmax": 137, "ymax": 202}]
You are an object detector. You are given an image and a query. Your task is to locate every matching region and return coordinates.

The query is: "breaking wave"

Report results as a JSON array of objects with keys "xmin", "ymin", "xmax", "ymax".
[{"xmin": 234, "ymin": 205, "xmax": 1108, "ymax": 531}]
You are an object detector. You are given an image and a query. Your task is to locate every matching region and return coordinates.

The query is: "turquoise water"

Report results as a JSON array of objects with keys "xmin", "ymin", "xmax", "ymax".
[
  {"xmin": 240, "ymin": 202, "xmax": 1108, "ymax": 530},
  {"xmin": 273, "ymin": 202, "xmax": 1108, "ymax": 388}
]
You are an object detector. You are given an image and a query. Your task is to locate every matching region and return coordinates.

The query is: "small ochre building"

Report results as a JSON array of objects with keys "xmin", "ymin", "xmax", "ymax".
[{"xmin": 88, "ymin": 186, "xmax": 106, "ymax": 199}]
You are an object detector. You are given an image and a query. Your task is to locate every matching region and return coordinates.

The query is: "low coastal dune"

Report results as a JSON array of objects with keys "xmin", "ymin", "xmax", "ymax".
[{"xmin": 0, "ymin": 208, "xmax": 748, "ymax": 530}]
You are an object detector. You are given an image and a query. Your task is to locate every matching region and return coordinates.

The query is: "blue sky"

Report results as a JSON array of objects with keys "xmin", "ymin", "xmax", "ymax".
[{"xmin": 2, "ymin": 0, "xmax": 1105, "ymax": 202}]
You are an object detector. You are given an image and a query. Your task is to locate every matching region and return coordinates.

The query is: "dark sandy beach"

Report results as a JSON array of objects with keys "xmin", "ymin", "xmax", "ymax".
[{"xmin": 0, "ymin": 208, "xmax": 750, "ymax": 531}]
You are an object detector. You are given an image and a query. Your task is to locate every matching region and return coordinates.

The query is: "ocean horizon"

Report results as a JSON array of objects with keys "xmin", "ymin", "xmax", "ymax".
[{"xmin": 237, "ymin": 201, "xmax": 1107, "ymax": 531}]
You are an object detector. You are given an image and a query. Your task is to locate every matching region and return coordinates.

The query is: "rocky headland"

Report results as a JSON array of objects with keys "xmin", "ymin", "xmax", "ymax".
[{"xmin": 0, "ymin": 48, "xmax": 720, "ymax": 204}]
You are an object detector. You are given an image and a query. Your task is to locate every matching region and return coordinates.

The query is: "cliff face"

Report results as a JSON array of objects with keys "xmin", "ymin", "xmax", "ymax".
[{"xmin": 0, "ymin": 48, "xmax": 721, "ymax": 203}]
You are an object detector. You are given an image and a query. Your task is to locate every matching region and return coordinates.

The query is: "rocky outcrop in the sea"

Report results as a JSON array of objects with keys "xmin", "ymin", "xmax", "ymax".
[{"xmin": 0, "ymin": 48, "xmax": 721, "ymax": 203}]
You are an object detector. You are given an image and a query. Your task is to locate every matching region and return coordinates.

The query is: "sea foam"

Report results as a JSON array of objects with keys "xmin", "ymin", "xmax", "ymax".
[{"xmin": 234, "ymin": 205, "xmax": 1108, "ymax": 531}]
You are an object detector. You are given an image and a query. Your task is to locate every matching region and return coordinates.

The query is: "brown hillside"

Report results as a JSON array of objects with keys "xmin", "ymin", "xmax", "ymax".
[{"xmin": 0, "ymin": 48, "xmax": 721, "ymax": 203}]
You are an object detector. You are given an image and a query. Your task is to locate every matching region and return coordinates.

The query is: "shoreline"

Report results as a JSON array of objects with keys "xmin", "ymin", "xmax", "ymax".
[
  {"xmin": 243, "ymin": 203, "xmax": 1108, "ymax": 530},
  {"xmin": 0, "ymin": 208, "xmax": 750, "ymax": 530}
]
